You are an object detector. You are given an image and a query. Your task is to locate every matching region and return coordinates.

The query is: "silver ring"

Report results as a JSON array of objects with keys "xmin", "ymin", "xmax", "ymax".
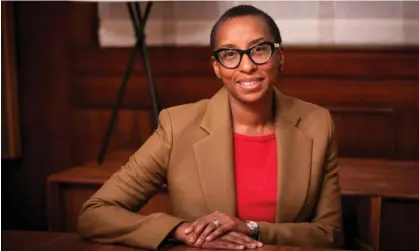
[{"xmin": 212, "ymin": 220, "xmax": 221, "ymax": 228}]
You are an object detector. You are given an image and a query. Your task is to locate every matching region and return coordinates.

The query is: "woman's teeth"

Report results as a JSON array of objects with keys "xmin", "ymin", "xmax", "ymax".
[{"xmin": 239, "ymin": 80, "xmax": 260, "ymax": 88}]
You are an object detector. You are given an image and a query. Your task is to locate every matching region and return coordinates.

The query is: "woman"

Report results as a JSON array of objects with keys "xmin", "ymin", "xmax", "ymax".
[{"xmin": 78, "ymin": 5, "xmax": 344, "ymax": 250}]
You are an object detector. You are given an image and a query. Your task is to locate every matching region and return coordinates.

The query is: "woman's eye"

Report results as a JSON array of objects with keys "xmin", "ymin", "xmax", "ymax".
[
  {"xmin": 220, "ymin": 50, "xmax": 237, "ymax": 58},
  {"xmin": 225, "ymin": 51, "xmax": 236, "ymax": 57},
  {"xmin": 254, "ymin": 45, "xmax": 267, "ymax": 53}
]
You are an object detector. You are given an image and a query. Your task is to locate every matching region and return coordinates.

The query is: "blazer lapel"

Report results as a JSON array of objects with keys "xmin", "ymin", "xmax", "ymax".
[
  {"xmin": 274, "ymin": 90, "xmax": 313, "ymax": 223},
  {"xmin": 193, "ymin": 88, "xmax": 236, "ymax": 215}
]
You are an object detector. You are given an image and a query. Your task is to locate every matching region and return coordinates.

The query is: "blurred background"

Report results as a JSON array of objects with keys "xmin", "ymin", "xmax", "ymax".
[{"xmin": 2, "ymin": 1, "xmax": 419, "ymax": 251}]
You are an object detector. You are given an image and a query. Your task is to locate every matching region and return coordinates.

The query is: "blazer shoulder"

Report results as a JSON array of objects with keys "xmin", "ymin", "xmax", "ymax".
[
  {"xmin": 284, "ymin": 94, "xmax": 330, "ymax": 119},
  {"xmin": 163, "ymin": 99, "xmax": 209, "ymax": 135},
  {"xmin": 283, "ymin": 95, "xmax": 333, "ymax": 137}
]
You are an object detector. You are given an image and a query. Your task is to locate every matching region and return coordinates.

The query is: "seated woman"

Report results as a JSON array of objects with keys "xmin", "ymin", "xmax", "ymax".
[{"xmin": 78, "ymin": 4, "xmax": 344, "ymax": 250}]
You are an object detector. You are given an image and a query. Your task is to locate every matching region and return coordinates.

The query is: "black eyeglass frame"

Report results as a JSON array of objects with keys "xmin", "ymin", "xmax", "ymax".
[{"xmin": 213, "ymin": 41, "xmax": 281, "ymax": 69}]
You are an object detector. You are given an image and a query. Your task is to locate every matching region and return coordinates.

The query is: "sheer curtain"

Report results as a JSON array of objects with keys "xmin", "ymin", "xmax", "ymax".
[{"xmin": 97, "ymin": 1, "xmax": 419, "ymax": 47}]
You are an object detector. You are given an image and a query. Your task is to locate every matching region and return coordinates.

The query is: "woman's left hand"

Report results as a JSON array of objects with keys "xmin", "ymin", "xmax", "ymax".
[{"xmin": 184, "ymin": 211, "xmax": 255, "ymax": 245}]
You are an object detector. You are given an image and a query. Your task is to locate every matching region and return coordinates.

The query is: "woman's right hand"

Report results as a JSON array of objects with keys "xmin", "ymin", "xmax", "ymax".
[{"xmin": 173, "ymin": 222, "xmax": 260, "ymax": 250}]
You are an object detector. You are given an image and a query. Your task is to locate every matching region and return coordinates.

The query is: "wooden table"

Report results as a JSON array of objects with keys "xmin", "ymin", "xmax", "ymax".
[{"xmin": 2, "ymin": 230, "xmax": 348, "ymax": 251}]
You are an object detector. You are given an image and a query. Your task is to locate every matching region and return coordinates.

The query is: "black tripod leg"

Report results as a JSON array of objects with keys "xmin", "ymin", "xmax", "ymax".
[
  {"xmin": 139, "ymin": 38, "xmax": 160, "ymax": 129},
  {"xmin": 97, "ymin": 1, "xmax": 157, "ymax": 164},
  {"xmin": 97, "ymin": 43, "xmax": 139, "ymax": 164}
]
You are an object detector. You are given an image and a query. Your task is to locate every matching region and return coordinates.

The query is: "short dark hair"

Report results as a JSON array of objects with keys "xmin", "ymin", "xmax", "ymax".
[{"xmin": 210, "ymin": 5, "xmax": 282, "ymax": 51}]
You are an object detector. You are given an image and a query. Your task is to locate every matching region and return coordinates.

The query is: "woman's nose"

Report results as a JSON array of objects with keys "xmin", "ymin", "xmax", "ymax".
[{"xmin": 238, "ymin": 54, "xmax": 256, "ymax": 73}]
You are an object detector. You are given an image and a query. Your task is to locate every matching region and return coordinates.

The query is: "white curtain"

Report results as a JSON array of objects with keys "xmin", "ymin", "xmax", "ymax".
[{"xmin": 98, "ymin": 1, "xmax": 419, "ymax": 47}]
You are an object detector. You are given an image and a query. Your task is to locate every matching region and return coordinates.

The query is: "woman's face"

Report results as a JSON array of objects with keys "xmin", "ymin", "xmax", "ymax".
[{"xmin": 212, "ymin": 15, "xmax": 283, "ymax": 104}]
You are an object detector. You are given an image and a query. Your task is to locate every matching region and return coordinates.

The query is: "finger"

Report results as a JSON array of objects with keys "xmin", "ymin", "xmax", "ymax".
[
  {"xmin": 195, "ymin": 223, "xmax": 217, "ymax": 245},
  {"xmin": 220, "ymin": 234, "xmax": 256, "ymax": 249},
  {"xmin": 184, "ymin": 220, "xmax": 199, "ymax": 234},
  {"xmin": 228, "ymin": 232, "xmax": 255, "ymax": 244},
  {"xmin": 204, "ymin": 240, "xmax": 244, "ymax": 250},
  {"xmin": 187, "ymin": 221, "xmax": 209, "ymax": 243},
  {"xmin": 205, "ymin": 225, "xmax": 229, "ymax": 241},
  {"xmin": 229, "ymin": 232, "xmax": 263, "ymax": 248}
]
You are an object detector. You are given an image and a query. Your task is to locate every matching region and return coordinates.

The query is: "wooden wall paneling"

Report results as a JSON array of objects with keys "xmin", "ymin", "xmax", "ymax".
[
  {"xmin": 2, "ymin": 1, "xmax": 21, "ymax": 159},
  {"xmin": 380, "ymin": 199, "xmax": 419, "ymax": 251},
  {"xmin": 2, "ymin": 1, "xmax": 100, "ymax": 231},
  {"xmin": 71, "ymin": 109, "xmax": 154, "ymax": 165},
  {"xmin": 368, "ymin": 197, "xmax": 382, "ymax": 251},
  {"xmin": 47, "ymin": 181, "xmax": 64, "ymax": 231},
  {"xmin": 73, "ymin": 76, "xmax": 222, "ymax": 109},
  {"xmin": 339, "ymin": 158, "xmax": 419, "ymax": 199},
  {"xmin": 73, "ymin": 75, "xmax": 419, "ymax": 110},
  {"xmin": 3, "ymin": 1, "xmax": 74, "ymax": 230},
  {"xmin": 69, "ymin": 2, "xmax": 98, "ymax": 47},
  {"xmin": 71, "ymin": 46, "xmax": 419, "ymax": 161},
  {"xmin": 330, "ymin": 107, "xmax": 396, "ymax": 158},
  {"xmin": 283, "ymin": 47, "xmax": 419, "ymax": 78},
  {"xmin": 341, "ymin": 196, "xmax": 382, "ymax": 251},
  {"xmin": 278, "ymin": 79, "xmax": 419, "ymax": 109},
  {"xmin": 73, "ymin": 47, "xmax": 419, "ymax": 78},
  {"xmin": 395, "ymin": 109, "xmax": 419, "ymax": 160}
]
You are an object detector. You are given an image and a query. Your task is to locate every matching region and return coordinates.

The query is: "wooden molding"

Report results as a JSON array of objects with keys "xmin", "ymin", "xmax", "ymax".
[{"xmin": 2, "ymin": 2, "xmax": 21, "ymax": 159}]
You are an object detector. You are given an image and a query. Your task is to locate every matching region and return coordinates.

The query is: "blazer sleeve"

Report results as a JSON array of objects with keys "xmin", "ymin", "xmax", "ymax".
[
  {"xmin": 257, "ymin": 111, "xmax": 344, "ymax": 248},
  {"xmin": 77, "ymin": 109, "xmax": 185, "ymax": 250}
]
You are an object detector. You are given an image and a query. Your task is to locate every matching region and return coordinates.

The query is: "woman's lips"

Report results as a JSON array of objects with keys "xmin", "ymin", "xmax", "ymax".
[{"xmin": 237, "ymin": 78, "xmax": 264, "ymax": 90}]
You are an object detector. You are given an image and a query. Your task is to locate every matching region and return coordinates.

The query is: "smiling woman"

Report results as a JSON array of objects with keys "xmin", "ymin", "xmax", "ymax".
[{"xmin": 78, "ymin": 5, "xmax": 344, "ymax": 251}]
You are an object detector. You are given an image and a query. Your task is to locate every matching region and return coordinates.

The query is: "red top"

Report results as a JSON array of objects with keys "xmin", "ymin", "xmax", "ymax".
[{"xmin": 233, "ymin": 132, "xmax": 278, "ymax": 223}]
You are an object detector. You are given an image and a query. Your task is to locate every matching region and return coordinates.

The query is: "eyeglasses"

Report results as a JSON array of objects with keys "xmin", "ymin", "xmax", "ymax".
[{"xmin": 213, "ymin": 41, "xmax": 280, "ymax": 69}]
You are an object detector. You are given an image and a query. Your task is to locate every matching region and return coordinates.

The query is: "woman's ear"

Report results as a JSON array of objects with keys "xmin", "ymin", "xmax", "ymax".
[
  {"xmin": 276, "ymin": 49, "xmax": 284, "ymax": 72},
  {"xmin": 211, "ymin": 56, "xmax": 221, "ymax": 79}
]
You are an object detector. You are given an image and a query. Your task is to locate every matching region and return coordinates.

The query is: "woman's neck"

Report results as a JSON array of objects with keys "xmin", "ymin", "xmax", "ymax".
[{"xmin": 229, "ymin": 89, "xmax": 275, "ymax": 135}]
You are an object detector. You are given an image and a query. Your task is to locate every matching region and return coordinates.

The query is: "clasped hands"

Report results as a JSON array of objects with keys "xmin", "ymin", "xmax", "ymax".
[{"xmin": 173, "ymin": 211, "xmax": 263, "ymax": 250}]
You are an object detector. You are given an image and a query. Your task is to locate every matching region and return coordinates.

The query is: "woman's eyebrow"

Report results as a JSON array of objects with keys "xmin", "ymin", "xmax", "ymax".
[
  {"xmin": 248, "ymin": 37, "xmax": 266, "ymax": 46},
  {"xmin": 218, "ymin": 43, "xmax": 237, "ymax": 49},
  {"xmin": 218, "ymin": 37, "xmax": 266, "ymax": 50}
]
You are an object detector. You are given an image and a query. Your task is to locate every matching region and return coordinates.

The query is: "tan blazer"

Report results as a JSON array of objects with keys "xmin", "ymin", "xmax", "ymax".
[{"xmin": 78, "ymin": 87, "xmax": 344, "ymax": 250}]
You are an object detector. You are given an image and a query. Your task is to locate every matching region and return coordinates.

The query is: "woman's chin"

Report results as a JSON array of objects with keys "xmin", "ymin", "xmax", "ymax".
[{"xmin": 235, "ymin": 86, "xmax": 270, "ymax": 104}]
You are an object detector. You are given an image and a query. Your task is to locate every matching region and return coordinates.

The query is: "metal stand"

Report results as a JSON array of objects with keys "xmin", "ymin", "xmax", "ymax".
[{"xmin": 97, "ymin": 1, "xmax": 160, "ymax": 164}]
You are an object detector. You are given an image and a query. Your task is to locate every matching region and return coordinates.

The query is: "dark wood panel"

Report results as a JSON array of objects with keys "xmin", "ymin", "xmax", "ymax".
[
  {"xmin": 71, "ymin": 109, "xmax": 154, "ymax": 165},
  {"xmin": 339, "ymin": 158, "xmax": 419, "ymax": 199},
  {"xmin": 284, "ymin": 48, "xmax": 419, "ymax": 78},
  {"xmin": 72, "ymin": 47, "xmax": 419, "ymax": 78},
  {"xmin": 69, "ymin": 2, "xmax": 98, "ymax": 47},
  {"xmin": 2, "ymin": 1, "xmax": 74, "ymax": 230},
  {"xmin": 380, "ymin": 199, "xmax": 419, "ymax": 251},
  {"xmin": 74, "ymin": 75, "xmax": 419, "ymax": 109},
  {"xmin": 342, "ymin": 196, "xmax": 382, "ymax": 251},
  {"xmin": 331, "ymin": 108, "xmax": 396, "ymax": 158},
  {"xmin": 2, "ymin": 1, "xmax": 21, "ymax": 159},
  {"xmin": 2, "ymin": 2, "xmax": 99, "ymax": 231},
  {"xmin": 73, "ymin": 76, "xmax": 222, "ymax": 109},
  {"xmin": 395, "ymin": 110, "xmax": 419, "ymax": 160}
]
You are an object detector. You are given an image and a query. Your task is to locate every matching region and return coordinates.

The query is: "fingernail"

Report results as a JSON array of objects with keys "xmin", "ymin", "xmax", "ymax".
[
  {"xmin": 257, "ymin": 242, "xmax": 263, "ymax": 247},
  {"xmin": 239, "ymin": 245, "xmax": 244, "ymax": 249},
  {"xmin": 206, "ymin": 236, "xmax": 212, "ymax": 241}
]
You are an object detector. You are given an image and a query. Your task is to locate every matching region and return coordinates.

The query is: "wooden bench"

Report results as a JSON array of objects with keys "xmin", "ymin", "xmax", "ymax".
[{"xmin": 47, "ymin": 150, "xmax": 419, "ymax": 251}]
